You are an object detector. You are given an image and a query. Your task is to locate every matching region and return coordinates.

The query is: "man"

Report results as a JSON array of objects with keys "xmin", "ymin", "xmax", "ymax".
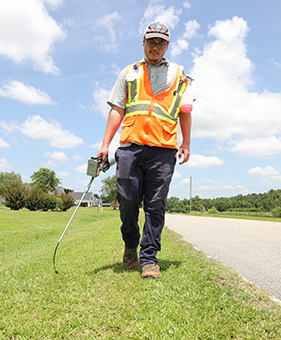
[{"xmin": 96, "ymin": 22, "xmax": 194, "ymax": 279}]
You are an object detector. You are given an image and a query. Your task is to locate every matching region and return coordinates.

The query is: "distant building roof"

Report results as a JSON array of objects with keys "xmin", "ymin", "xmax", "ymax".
[
  {"xmin": 47, "ymin": 186, "xmax": 65, "ymax": 195},
  {"xmin": 71, "ymin": 192, "xmax": 94, "ymax": 201}
]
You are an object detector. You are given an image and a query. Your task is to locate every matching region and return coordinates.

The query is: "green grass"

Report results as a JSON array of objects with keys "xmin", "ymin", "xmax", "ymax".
[
  {"xmin": 1, "ymin": 206, "xmax": 281, "ymax": 339},
  {"xmin": 190, "ymin": 211, "xmax": 281, "ymax": 223}
]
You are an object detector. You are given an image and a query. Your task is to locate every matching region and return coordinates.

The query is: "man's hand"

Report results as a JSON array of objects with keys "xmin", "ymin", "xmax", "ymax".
[
  {"xmin": 178, "ymin": 145, "xmax": 190, "ymax": 165},
  {"xmin": 96, "ymin": 146, "xmax": 109, "ymax": 164},
  {"xmin": 178, "ymin": 111, "xmax": 191, "ymax": 165}
]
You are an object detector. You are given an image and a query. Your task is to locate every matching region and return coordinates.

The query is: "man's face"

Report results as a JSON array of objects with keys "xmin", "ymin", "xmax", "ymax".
[{"xmin": 143, "ymin": 38, "xmax": 169, "ymax": 66}]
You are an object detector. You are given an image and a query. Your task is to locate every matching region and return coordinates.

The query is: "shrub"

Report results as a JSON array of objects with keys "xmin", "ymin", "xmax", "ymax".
[
  {"xmin": 272, "ymin": 207, "xmax": 281, "ymax": 218},
  {"xmin": 56, "ymin": 196, "xmax": 64, "ymax": 211},
  {"xmin": 25, "ymin": 187, "xmax": 45, "ymax": 211},
  {"xmin": 207, "ymin": 206, "xmax": 219, "ymax": 214},
  {"xmin": 3, "ymin": 180, "xmax": 28, "ymax": 210},
  {"xmin": 57, "ymin": 193, "xmax": 75, "ymax": 211},
  {"xmin": 40, "ymin": 193, "xmax": 58, "ymax": 211}
]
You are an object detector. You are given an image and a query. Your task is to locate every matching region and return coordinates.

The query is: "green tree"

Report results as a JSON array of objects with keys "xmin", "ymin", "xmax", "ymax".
[
  {"xmin": 191, "ymin": 195, "xmax": 204, "ymax": 212},
  {"xmin": 207, "ymin": 206, "xmax": 219, "ymax": 214},
  {"xmin": 171, "ymin": 201, "xmax": 189, "ymax": 213},
  {"xmin": 0, "ymin": 171, "xmax": 22, "ymax": 195},
  {"xmin": 100, "ymin": 175, "xmax": 117, "ymax": 206},
  {"xmin": 201, "ymin": 198, "xmax": 214, "ymax": 211},
  {"xmin": 166, "ymin": 196, "xmax": 180, "ymax": 212},
  {"xmin": 30, "ymin": 168, "xmax": 61, "ymax": 193},
  {"xmin": 63, "ymin": 188, "xmax": 74, "ymax": 195}
]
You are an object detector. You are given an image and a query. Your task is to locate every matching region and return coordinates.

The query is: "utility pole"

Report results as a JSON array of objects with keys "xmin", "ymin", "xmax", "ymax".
[{"xmin": 190, "ymin": 176, "xmax": 192, "ymax": 213}]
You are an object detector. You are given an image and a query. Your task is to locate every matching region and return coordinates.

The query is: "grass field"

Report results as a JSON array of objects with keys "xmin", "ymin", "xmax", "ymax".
[{"xmin": 1, "ymin": 206, "xmax": 281, "ymax": 339}]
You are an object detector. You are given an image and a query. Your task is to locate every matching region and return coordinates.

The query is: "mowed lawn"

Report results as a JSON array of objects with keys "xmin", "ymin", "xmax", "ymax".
[{"xmin": 1, "ymin": 206, "xmax": 281, "ymax": 339}]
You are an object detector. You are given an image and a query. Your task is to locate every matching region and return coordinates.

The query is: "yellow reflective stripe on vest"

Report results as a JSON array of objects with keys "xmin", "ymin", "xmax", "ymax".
[
  {"xmin": 128, "ymin": 79, "xmax": 139, "ymax": 103},
  {"xmin": 169, "ymin": 78, "xmax": 186, "ymax": 118},
  {"xmin": 127, "ymin": 64, "xmax": 141, "ymax": 103}
]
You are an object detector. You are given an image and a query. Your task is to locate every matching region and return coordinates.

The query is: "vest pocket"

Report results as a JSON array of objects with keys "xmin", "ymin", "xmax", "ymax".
[
  {"xmin": 162, "ymin": 124, "xmax": 178, "ymax": 146},
  {"xmin": 120, "ymin": 118, "xmax": 135, "ymax": 142}
]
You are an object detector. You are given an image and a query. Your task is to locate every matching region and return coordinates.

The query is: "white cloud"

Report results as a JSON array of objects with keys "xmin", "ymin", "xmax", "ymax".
[
  {"xmin": 221, "ymin": 185, "xmax": 235, "ymax": 190},
  {"xmin": 185, "ymin": 154, "xmax": 225, "ymax": 168},
  {"xmin": 73, "ymin": 154, "xmax": 83, "ymax": 161},
  {"xmin": 183, "ymin": 20, "xmax": 200, "ymax": 40},
  {"xmin": 172, "ymin": 171, "xmax": 183, "ymax": 179},
  {"xmin": 77, "ymin": 179, "xmax": 91, "ymax": 189},
  {"xmin": 0, "ymin": 137, "xmax": 10, "ymax": 148},
  {"xmin": 197, "ymin": 183, "xmax": 249, "ymax": 195},
  {"xmin": 197, "ymin": 179, "xmax": 223, "ymax": 185},
  {"xmin": 111, "ymin": 62, "xmax": 122, "ymax": 76},
  {"xmin": 191, "ymin": 16, "xmax": 281, "ymax": 156},
  {"xmin": 170, "ymin": 20, "xmax": 200, "ymax": 59},
  {"xmin": 57, "ymin": 171, "xmax": 70, "ymax": 179},
  {"xmin": 0, "ymin": 158, "xmax": 12, "ymax": 172},
  {"xmin": 0, "ymin": 81, "xmax": 56, "ymax": 105},
  {"xmin": 228, "ymin": 136, "xmax": 281, "ymax": 157},
  {"xmin": 248, "ymin": 166, "xmax": 279, "ymax": 177},
  {"xmin": 0, "ymin": 121, "xmax": 13, "ymax": 133},
  {"xmin": 42, "ymin": 0, "xmax": 64, "ymax": 10},
  {"xmin": 170, "ymin": 39, "xmax": 189, "ymax": 59},
  {"xmin": 40, "ymin": 160, "xmax": 57, "ymax": 167},
  {"xmin": 97, "ymin": 12, "xmax": 122, "ymax": 52},
  {"xmin": 92, "ymin": 83, "xmax": 111, "ymax": 118},
  {"xmin": 16, "ymin": 115, "xmax": 84, "ymax": 148},
  {"xmin": 140, "ymin": 2, "xmax": 180, "ymax": 35},
  {"xmin": 198, "ymin": 184, "xmax": 221, "ymax": 192},
  {"xmin": 237, "ymin": 185, "xmax": 249, "ymax": 194},
  {"xmin": 183, "ymin": 2, "xmax": 191, "ymax": 9},
  {"xmin": 248, "ymin": 166, "xmax": 281, "ymax": 183},
  {"xmin": 78, "ymin": 102, "xmax": 86, "ymax": 110},
  {"xmin": 90, "ymin": 142, "xmax": 102, "ymax": 150},
  {"xmin": 75, "ymin": 164, "xmax": 87, "ymax": 174},
  {"xmin": 180, "ymin": 178, "xmax": 191, "ymax": 185},
  {"xmin": 44, "ymin": 151, "xmax": 69, "ymax": 163},
  {"xmin": 0, "ymin": 0, "xmax": 66, "ymax": 74}
]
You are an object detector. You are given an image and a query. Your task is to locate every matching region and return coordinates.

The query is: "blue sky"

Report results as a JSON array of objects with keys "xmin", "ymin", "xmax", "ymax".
[{"xmin": 1, "ymin": 0, "xmax": 281, "ymax": 199}]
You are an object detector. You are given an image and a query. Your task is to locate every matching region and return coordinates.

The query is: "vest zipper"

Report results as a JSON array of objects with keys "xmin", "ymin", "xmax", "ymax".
[{"xmin": 144, "ymin": 97, "xmax": 155, "ymax": 143}]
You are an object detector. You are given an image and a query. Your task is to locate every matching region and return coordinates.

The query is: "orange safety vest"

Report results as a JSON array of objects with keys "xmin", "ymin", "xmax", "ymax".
[{"xmin": 120, "ymin": 62, "xmax": 190, "ymax": 148}]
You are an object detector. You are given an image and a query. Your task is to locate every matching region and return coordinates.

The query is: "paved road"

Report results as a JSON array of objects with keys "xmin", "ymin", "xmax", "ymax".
[{"xmin": 165, "ymin": 214, "xmax": 281, "ymax": 301}]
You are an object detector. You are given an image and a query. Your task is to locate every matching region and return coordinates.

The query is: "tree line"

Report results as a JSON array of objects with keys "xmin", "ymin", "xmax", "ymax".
[{"xmin": 166, "ymin": 189, "xmax": 281, "ymax": 217}]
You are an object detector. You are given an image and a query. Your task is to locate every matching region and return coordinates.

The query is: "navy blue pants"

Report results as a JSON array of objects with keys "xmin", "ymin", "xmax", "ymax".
[{"xmin": 115, "ymin": 144, "xmax": 177, "ymax": 267}]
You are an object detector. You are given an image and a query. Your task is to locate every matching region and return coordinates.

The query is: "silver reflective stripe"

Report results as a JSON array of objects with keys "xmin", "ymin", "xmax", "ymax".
[
  {"xmin": 170, "ymin": 80, "xmax": 185, "ymax": 118},
  {"xmin": 126, "ymin": 103, "xmax": 150, "ymax": 113},
  {"xmin": 170, "ymin": 94, "xmax": 182, "ymax": 118},
  {"xmin": 129, "ymin": 80, "xmax": 137, "ymax": 103},
  {"xmin": 153, "ymin": 105, "xmax": 177, "ymax": 122},
  {"xmin": 125, "ymin": 103, "xmax": 178, "ymax": 123}
]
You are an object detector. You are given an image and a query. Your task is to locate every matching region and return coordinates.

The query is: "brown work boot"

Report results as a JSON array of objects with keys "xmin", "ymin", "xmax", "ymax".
[
  {"xmin": 141, "ymin": 263, "xmax": 162, "ymax": 279},
  {"xmin": 123, "ymin": 247, "xmax": 138, "ymax": 270}
]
